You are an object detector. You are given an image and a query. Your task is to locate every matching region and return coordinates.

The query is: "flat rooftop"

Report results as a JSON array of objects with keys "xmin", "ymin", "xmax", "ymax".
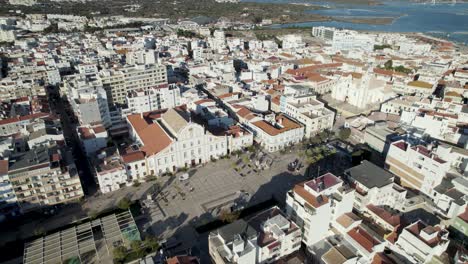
[{"xmin": 345, "ymin": 160, "xmax": 394, "ymax": 189}]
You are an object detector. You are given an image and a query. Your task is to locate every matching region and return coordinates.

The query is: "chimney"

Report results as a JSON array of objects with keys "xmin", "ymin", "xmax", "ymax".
[
  {"xmin": 278, "ymin": 118, "xmax": 283, "ymax": 125},
  {"xmin": 140, "ymin": 112, "xmax": 143, "ymax": 119}
]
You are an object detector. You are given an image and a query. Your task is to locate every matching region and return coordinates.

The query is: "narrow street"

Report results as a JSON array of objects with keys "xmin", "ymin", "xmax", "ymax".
[{"xmin": 48, "ymin": 85, "xmax": 97, "ymax": 195}]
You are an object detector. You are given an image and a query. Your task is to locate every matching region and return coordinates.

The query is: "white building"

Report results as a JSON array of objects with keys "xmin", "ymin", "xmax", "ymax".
[
  {"xmin": 250, "ymin": 114, "xmax": 304, "ymax": 152},
  {"xmin": 385, "ymin": 140, "xmax": 450, "ymax": 196},
  {"xmin": 394, "ymin": 221, "xmax": 449, "ymax": 263},
  {"xmin": 124, "ymin": 108, "xmax": 228, "ymax": 177},
  {"xmin": 285, "ymin": 173, "xmax": 354, "ymax": 247},
  {"xmin": 93, "ymin": 147, "xmax": 129, "ymax": 193},
  {"xmin": 76, "ymin": 123, "xmax": 108, "ymax": 157},
  {"xmin": 312, "ymin": 27, "xmax": 375, "ymax": 52},
  {"xmin": 126, "ymin": 84, "xmax": 181, "ymax": 113},
  {"xmin": 345, "ymin": 160, "xmax": 407, "ymax": 212},
  {"xmin": 208, "ymin": 206, "xmax": 301, "ymax": 264},
  {"xmin": 280, "ymin": 94, "xmax": 335, "ymax": 138},
  {"xmin": 64, "ymin": 75, "xmax": 112, "ymax": 127},
  {"xmin": 0, "ymin": 29, "xmax": 16, "ymax": 42},
  {"xmin": 331, "ymin": 73, "xmax": 395, "ymax": 109}
]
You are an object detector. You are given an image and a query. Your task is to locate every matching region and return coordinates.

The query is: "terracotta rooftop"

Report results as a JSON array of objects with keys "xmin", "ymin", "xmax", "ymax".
[
  {"xmin": 127, "ymin": 113, "xmax": 172, "ymax": 156},
  {"xmin": 252, "ymin": 114, "xmax": 302, "ymax": 136},
  {"xmin": 121, "ymin": 151, "xmax": 145, "ymax": 163},
  {"xmin": 0, "ymin": 160, "xmax": 8, "ymax": 175},
  {"xmin": 336, "ymin": 212, "xmax": 361, "ymax": 229},
  {"xmin": 406, "ymin": 221, "xmax": 444, "ymax": 248},
  {"xmin": 366, "ymin": 204, "xmax": 401, "ymax": 228},
  {"xmin": 293, "ymin": 183, "xmax": 329, "ymax": 208},
  {"xmin": 347, "ymin": 226, "xmax": 381, "ymax": 253},
  {"xmin": 305, "ymin": 173, "xmax": 342, "ymax": 193}
]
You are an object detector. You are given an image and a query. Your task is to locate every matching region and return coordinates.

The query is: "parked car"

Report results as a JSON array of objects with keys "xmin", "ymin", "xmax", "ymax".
[
  {"xmin": 179, "ymin": 173, "xmax": 190, "ymax": 181},
  {"xmin": 288, "ymin": 159, "xmax": 299, "ymax": 171}
]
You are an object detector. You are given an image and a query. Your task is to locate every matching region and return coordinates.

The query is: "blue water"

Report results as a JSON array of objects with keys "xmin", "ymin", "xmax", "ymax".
[{"xmin": 243, "ymin": 0, "xmax": 468, "ymax": 44}]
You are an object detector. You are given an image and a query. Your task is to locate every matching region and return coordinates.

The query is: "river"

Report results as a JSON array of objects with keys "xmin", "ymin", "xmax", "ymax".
[{"xmin": 243, "ymin": 0, "xmax": 468, "ymax": 45}]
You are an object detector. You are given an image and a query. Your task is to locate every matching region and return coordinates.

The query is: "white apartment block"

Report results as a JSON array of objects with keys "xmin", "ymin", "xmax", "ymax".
[
  {"xmin": 124, "ymin": 108, "xmax": 228, "ymax": 177},
  {"xmin": 250, "ymin": 114, "xmax": 304, "ymax": 152},
  {"xmin": 394, "ymin": 221, "xmax": 449, "ymax": 263},
  {"xmin": 126, "ymin": 84, "xmax": 181, "ymax": 114},
  {"xmin": 399, "ymin": 40, "xmax": 432, "ymax": 55},
  {"xmin": 385, "ymin": 140, "xmax": 450, "ymax": 197},
  {"xmin": 208, "ymin": 206, "xmax": 301, "ymax": 264},
  {"xmin": 99, "ymin": 64, "xmax": 168, "ymax": 106},
  {"xmin": 123, "ymin": 64, "xmax": 167, "ymax": 92},
  {"xmin": 0, "ymin": 159, "xmax": 18, "ymax": 220},
  {"xmin": 0, "ymin": 29, "xmax": 15, "ymax": 42},
  {"xmin": 280, "ymin": 94, "xmax": 334, "ymax": 138},
  {"xmin": 64, "ymin": 75, "xmax": 112, "ymax": 127},
  {"xmin": 0, "ymin": 112, "xmax": 49, "ymax": 137},
  {"xmin": 312, "ymin": 27, "xmax": 375, "ymax": 52},
  {"xmin": 224, "ymin": 126, "xmax": 254, "ymax": 153},
  {"xmin": 93, "ymin": 148, "xmax": 129, "ymax": 194},
  {"xmin": 76, "ymin": 123, "xmax": 108, "ymax": 157},
  {"xmin": 0, "ymin": 78, "xmax": 47, "ymax": 101},
  {"xmin": 345, "ymin": 160, "xmax": 407, "ymax": 212},
  {"xmin": 285, "ymin": 173, "xmax": 354, "ymax": 247},
  {"xmin": 400, "ymin": 109, "xmax": 466, "ymax": 146}
]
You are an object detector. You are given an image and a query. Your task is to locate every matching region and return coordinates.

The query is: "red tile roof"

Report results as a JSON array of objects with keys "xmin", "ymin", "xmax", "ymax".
[
  {"xmin": 122, "ymin": 151, "xmax": 145, "ymax": 163},
  {"xmin": 0, "ymin": 160, "xmax": 8, "ymax": 175},
  {"xmin": 293, "ymin": 183, "xmax": 329, "ymax": 208},
  {"xmin": 347, "ymin": 226, "xmax": 381, "ymax": 253},
  {"xmin": 127, "ymin": 113, "xmax": 172, "ymax": 156},
  {"xmin": 251, "ymin": 114, "xmax": 302, "ymax": 136},
  {"xmin": 366, "ymin": 204, "xmax": 401, "ymax": 228}
]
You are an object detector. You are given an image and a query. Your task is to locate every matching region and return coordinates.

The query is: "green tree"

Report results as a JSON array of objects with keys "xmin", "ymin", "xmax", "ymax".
[
  {"xmin": 338, "ymin": 128, "xmax": 351, "ymax": 141},
  {"xmin": 117, "ymin": 197, "xmax": 132, "ymax": 210},
  {"xmin": 130, "ymin": 240, "xmax": 145, "ymax": 258},
  {"xmin": 113, "ymin": 246, "xmax": 127, "ymax": 262},
  {"xmin": 219, "ymin": 209, "xmax": 240, "ymax": 223},
  {"xmin": 143, "ymin": 235, "xmax": 159, "ymax": 251}
]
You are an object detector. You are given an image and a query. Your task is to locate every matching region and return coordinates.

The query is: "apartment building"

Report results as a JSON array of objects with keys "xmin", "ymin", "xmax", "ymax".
[
  {"xmin": 126, "ymin": 84, "xmax": 181, "ymax": 114},
  {"xmin": 285, "ymin": 173, "xmax": 354, "ymax": 247},
  {"xmin": 64, "ymin": 75, "xmax": 112, "ymax": 128},
  {"xmin": 76, "ymin": 123, "xmax": 108, "ymax": 157},
  {"xmin": 122, "ymin": 64, "xmax": 168, "ymax": 93},
  {"xmin": 208, "ymin": 206, "xmax": 301, "ymax": 264},
  {"xmin": 345, "ymin": 160, "xmax": 407, "ymax": 212},
  {"xmin": 0, "ymin": 78, "xmax": 47, "ymax": 101},
  {"xmin": 250, "ymin": 114, "xmax": 304, "ymax": 152},
  {"xmin": 125, "ymin": 108, "xmax": 228, "ymax": 178},
  {"xmin": 363, "ymin": 125, "xmax": 401, "ymax": 156},
  {"xmin": 280, "ymin": 94, "xmax": 335, "ymax": 138},
  {"xmin": 93, "ymin": 147, "xmax": 128, "ymax": 194},
  {"xmin": 0, "ymin": 112, "xmax": 49, "ymax": 137},
  {"xmin": 98, "ymin": 64, "xmax": 168, "ymax": 107},
  {"xmin": 6, "ymin": 144, "xmax": 84, "ymax": 213},
  {"xmin": 394, "ymin": 221, "xmax": 449, "ymax": 263},
  {"xmin": 385, "ymin": 140, "xmax": 450, "ymax": 196},
  {"xmin": 400, "ymin": 109, "xmax": 466, "ymax": 146},
  {"xmin": 99, "ymin": 69, "xmax": 126, "ymax": 106},
  {"xmin": 0, "ymin": 159, "xmax": 18, "ymax": 220}
]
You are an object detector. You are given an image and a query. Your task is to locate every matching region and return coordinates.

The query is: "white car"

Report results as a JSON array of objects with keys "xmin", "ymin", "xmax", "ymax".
[{"xmin": 179, "ymin": 173, "xmax": 189, "ymax": 181}]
